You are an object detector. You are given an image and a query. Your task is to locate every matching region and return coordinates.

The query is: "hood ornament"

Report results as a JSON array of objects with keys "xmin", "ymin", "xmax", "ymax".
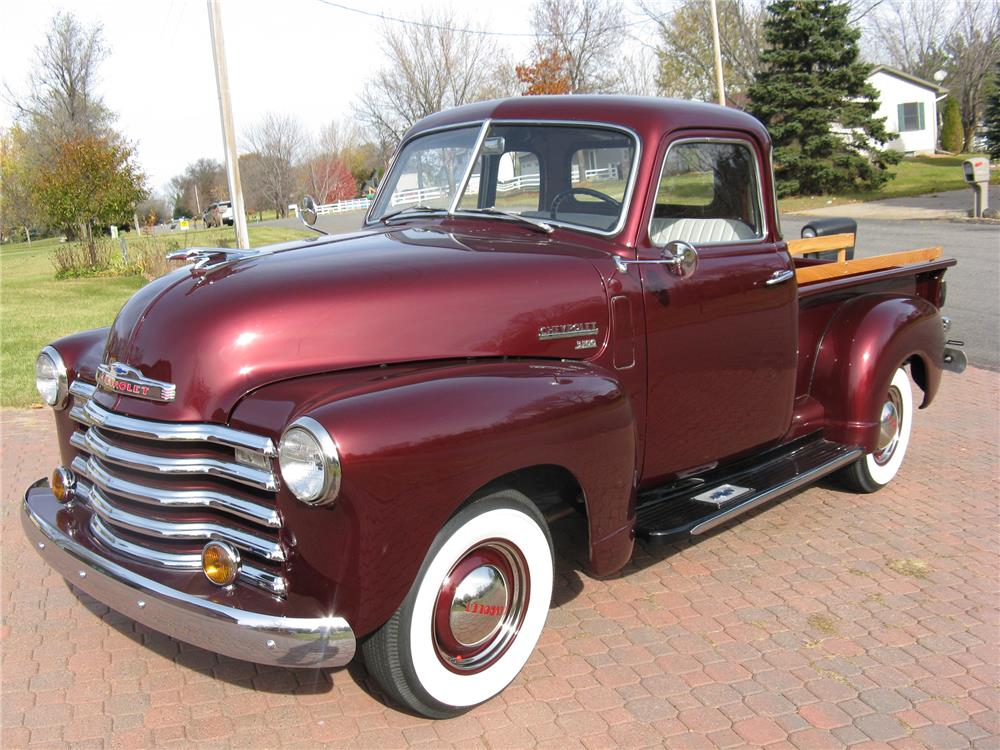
[
  {"xmin": 96, "ymin": 362, "xmax": 176, "ymax": 402},
  {"xmin": 166, "ymin": 246, "xmax": 257, "ymax": 271}
]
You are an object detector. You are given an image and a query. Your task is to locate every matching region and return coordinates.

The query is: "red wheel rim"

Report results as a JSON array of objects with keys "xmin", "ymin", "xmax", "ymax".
[{"xmin": 432, "ymin": 540, "xmax": 530, "ymax": 674}]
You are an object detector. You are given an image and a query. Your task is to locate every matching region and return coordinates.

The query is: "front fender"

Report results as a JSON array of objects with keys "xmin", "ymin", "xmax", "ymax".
[
  {"xmin": 232, "ymin": 360, "xmax": 636, "ymax": 637},
  {"xmin": 810, "ymin": 294, "xmax": 943, "ymax": 450}
]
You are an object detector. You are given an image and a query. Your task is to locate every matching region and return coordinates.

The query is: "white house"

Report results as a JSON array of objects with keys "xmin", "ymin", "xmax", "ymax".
[{"xmin": 867, "ymin": 65, "xmax": 948, "ymax": 155}]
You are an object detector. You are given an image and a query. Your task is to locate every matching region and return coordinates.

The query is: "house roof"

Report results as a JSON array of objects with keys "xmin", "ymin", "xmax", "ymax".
[{"xmin": 869, "ymin": 65, "xmax": 948, "ymax": 94}]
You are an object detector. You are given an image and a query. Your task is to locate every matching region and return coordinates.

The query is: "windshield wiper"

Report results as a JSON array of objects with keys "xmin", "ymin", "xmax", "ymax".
[
  {"xmin": 460, "ymin": 208, "xmax": 554, "ymax": 234},
  {"xmin": 379, "ymin": 205, "xmax": 444, "ymax": 224}
]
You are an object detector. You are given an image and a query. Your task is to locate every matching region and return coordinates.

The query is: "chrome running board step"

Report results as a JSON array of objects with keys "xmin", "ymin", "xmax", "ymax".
[{"xmin": 635, "ymin": 438, "xmax": 862, "ymax": 544}]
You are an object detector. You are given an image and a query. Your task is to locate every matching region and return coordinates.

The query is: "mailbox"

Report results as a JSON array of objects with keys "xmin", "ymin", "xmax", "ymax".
[
  {"xmin": 800, "ymin": 217, "xmax": 856, "ymax": 261},
  {"xmin": 963, "ymin": 157, "xmax": 990, "ymax": 217}
]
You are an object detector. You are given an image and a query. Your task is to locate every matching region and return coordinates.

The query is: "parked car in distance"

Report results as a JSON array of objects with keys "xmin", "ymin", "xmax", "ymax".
[
  {"xmin": 24, "ymin": 96, "xmax": 964, "ymax": 719},
  {"xmin": 204, "ymin": 200, "xmax": 234, "ymax": 227}
]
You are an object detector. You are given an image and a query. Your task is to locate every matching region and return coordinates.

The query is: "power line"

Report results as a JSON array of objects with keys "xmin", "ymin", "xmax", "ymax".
[{"xmin": 313, "ymin": 0, "xmax": 655, "ymax": 38}]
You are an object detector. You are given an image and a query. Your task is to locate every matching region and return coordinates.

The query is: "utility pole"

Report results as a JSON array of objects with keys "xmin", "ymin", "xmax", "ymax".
[
  {"xmin": 207, "ymin": 0, "xmax": 249, "ymax": 249},
  {"xmin": 709, "ymin": 0, "xmax": 726, "ymax": 107}
]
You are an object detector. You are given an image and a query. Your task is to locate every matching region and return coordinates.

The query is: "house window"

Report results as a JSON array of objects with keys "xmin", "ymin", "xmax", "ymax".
[{"xmin": 898, "ymin": 102, "xmax": 925, "ymax": 132}]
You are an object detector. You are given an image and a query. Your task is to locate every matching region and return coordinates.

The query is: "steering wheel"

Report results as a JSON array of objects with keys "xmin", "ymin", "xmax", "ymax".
[{"xmin": 549, "ymin": 188, "xmax": 622, "ymax": 219}]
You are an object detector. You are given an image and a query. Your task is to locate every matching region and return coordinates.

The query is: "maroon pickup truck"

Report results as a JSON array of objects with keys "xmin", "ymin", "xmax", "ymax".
[{"xmin": 24, "ymin": 96, "xmax": 964, "ymax": 717}]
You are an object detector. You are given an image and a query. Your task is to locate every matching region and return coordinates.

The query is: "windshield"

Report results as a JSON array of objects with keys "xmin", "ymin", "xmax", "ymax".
[
  {"xmin": 370, "ymin": 126, "xmax": 481, "ymax": 218},
  {"xmin": 369, "ymin": 122, "xmax": 637, "ymax": 234}
]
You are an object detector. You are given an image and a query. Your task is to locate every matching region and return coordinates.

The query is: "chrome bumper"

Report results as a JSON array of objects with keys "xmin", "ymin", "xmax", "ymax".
[{"xmin": 21, "ymin": 479, "xmax": 355, "ymax": 668}]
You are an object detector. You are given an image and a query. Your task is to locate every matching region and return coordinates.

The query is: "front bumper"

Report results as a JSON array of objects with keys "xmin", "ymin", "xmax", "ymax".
[{"xmin": 21, "ymin": 479, "xmax": 355, "ymax": 668}]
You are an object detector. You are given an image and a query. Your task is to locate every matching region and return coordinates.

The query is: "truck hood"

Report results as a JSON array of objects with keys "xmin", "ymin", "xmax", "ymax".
[{"xmin": 99, "ymin": 226, "xmax": 612, "ymax": 423}]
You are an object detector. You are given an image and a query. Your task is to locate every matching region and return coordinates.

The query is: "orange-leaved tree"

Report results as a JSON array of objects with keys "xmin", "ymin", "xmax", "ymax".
[{"xmin": 516, "ymin": 51, "xmax": 572, "ymax": 95}]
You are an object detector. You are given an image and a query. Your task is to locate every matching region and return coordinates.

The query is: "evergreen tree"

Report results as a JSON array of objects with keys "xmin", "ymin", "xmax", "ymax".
[
  {"xmin": 940, "ymin": 98, "xmax": 964, "ymax": 154},
  {"xmin": 749, "ymin": 0, "xmax": 901, "ymax": 196},
  {"xmin": 984, "ymin": 59, "xmax": 1000, "ymax": 160}
]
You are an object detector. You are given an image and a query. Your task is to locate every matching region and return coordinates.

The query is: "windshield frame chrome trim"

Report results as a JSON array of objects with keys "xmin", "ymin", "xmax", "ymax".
[{"xmin": 449, "ymin": 120, "xmax": 492, "ymax": 214}]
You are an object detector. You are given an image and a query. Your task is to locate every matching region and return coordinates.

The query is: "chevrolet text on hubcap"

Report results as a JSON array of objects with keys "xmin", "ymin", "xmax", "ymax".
[{"xmin": 434, "ymin": 541, "xmax": 529, "ymax": 673}]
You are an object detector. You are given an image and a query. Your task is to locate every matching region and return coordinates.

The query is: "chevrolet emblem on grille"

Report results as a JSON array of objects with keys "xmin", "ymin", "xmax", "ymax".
[{"xmin": 96, "ymin": 362, "xmax": 176, "ymax": 402}]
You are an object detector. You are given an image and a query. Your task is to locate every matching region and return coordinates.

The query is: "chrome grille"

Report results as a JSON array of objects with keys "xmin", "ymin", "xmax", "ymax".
[{"xmin": 67, "ymin": 380, "xmax": 285, "ymax": 596}]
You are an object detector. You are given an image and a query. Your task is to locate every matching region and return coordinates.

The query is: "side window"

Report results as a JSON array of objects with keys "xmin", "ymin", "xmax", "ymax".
[{"xmin": 650, "ymin": 140, "xmax": 764, "ymax": 246}]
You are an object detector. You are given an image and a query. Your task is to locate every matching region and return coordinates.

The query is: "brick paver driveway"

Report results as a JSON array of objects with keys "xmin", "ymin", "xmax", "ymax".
[{"xmin": 2, "ymin": 369, "xmax": 997, "ymax": 748}]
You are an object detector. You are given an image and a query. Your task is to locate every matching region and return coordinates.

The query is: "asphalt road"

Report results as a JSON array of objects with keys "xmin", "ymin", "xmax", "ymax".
[
  {"xmin": 867, "ymin": 185, "xmax": 998, "ymax": 212},
  {"xmin": 780, "ymin": 215, "xmax": 999, "ymax": 371},
  {"xmin": 262, "ymin": 210, "xmax": 998, "ymax": 371}
]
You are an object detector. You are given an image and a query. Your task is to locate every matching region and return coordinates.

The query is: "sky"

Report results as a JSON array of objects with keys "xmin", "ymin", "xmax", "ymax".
[{"xmin": 1, "ymin": 0, "xmax": 622, "ymax": 195}]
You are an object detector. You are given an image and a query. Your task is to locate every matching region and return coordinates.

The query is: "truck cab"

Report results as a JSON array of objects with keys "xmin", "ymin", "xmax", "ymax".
[{"xmin": 24, "ymin": 96, "xmax": 959, "ymax": 718}]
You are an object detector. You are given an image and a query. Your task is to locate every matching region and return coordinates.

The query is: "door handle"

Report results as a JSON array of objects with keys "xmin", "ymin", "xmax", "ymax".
[{"xmin": 765, "ymin": 269, "xmax": 795, "ymax": 286}]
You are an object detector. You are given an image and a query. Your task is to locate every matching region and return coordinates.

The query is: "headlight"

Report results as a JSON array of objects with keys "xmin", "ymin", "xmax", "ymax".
[
  {"xmin": 35, "ymin": 346, "xmax": 68, "ymax": 409},
  {"xmin": 278, "ymin": 416, "xmax": 341, "ymax": 505}
]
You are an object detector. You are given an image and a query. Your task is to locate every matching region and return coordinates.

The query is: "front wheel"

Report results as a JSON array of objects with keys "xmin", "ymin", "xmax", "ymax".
[
  {"xmin": 839, "ymin": 366, "xmax": 914, "ymax": 493},
  {"xmin": 363, "ymin": 489, "xmax": 554, "ymax": 718}
]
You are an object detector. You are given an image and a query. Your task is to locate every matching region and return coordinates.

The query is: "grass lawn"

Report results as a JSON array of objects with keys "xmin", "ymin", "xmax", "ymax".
[
  {"xmin": 1, "ymin": 226, "xmax": 311, "ymax": 408},
  {"xmin": 778, "ymin": 153, "xmax": 998, "ymax": 213}
]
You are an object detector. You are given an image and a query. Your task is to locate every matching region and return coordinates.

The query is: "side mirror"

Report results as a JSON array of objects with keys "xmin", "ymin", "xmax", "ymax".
[
  {"xmin": 300, "ymin": 195, "xmax": 318, "ymax": 227},
  {"xmin": 662, "ymin": 240, "xmax": 698, "ymax": 278}
]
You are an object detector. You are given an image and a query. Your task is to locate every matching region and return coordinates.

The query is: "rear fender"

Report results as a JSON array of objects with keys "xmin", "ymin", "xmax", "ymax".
[
  {"xmin": 810, "ymin": 294, "xmax": 943, "ymax": 451},
  {"xmin": 232, "ymin": 360, "xmax": 637, "ymax": 637}
]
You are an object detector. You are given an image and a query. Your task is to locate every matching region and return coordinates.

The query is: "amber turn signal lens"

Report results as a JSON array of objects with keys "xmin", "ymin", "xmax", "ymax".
[
  {"xmin": 50, "ymin": 466, "xmax": 75, "ymax": 503},
  {"xmin": 202, "ymin": 541, "xmax": 240, "ymax": 586}
]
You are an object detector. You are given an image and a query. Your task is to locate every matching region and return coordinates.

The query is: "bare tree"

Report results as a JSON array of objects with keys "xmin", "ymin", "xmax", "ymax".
[
  {"xmin": 864, "ymin": 0, "xmax": 952, "ymax": 80},
  {"xmin": 168, "ymin": 158, "xmax": 226, "ymax": 218},
  {"xmin": 299, "ymin": 121, "xmax": 356, "ymax": 204},
  {"xmin": 642, "ymin": 0, "xmax": 764, "ymax": 106},
  {"xmin": 237, "ymin": 152, "xmax": 268, "ymax": 221},
  {"xmin": 945, "ymin": 0, "xmax": 1000, "ymax": 150},
  {"xmin": 531, "ymin": 0, "xmax": 621, "ymax": 93},
  {"xmin": 614, "ymin": 50, "xmax": 659, "ymax": 97},
  {"xmin": 242, "ymin": 113, "xmax": 307, "ymax": 218},
  {"xmin": 355, "ymin": 10, "xmax": 514, "ymax": 155},
  {"xmin": 6, "ymin": 12, "xmax": 111, "ymax": 142}
]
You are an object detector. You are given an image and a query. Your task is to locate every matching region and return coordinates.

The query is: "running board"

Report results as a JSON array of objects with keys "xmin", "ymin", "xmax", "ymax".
[{"xmin": 635, "ymin": 439, "xmax": 862, "ymax": 544}]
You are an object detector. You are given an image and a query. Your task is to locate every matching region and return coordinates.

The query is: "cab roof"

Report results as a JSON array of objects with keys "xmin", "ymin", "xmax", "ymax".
[{"xmin": 403, "ymin": 96, "xmax": 771, "ymax": 147}]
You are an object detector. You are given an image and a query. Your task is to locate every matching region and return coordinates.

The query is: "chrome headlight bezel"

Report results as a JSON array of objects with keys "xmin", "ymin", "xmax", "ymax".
[
  {"xmin": 35, "ymin": 346, "xmax": 69, "ymax": 409},
  {"xmin": 278, "ymin": 416, "xmax": 341, "ymax": 506}
]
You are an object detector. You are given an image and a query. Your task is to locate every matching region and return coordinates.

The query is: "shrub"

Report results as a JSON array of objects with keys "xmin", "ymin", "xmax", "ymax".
[
  {"xmin": 52, "ymin": 239, "xmax": 120, "ymax": 278},
  {"xmin": 940, "ymin": 98, "xmax": 963, "ymax": 154}
]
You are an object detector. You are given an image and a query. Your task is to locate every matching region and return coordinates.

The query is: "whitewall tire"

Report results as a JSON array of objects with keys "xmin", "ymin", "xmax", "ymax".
[
  {"xmin": 363, "ymin": 489, "xmax": 553, "ymax": 718},
  {"xmin": 839, "ymin": 366, "xmax": 914, "ymax": 493}
]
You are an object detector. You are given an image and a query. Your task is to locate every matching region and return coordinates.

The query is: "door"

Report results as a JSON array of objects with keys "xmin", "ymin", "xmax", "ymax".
[{"xmin": 640, "ymin": 135, "xmax": 797, "ymax": 483}]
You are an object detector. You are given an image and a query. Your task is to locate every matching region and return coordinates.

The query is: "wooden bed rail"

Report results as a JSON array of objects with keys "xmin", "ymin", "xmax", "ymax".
[
  {"xmin": 793, "ymin": 246, "xmax": 943, "ymax": 285},
  {"xmin": 786, "ymin": 232, "xmax": 855, "ymax": 263}
]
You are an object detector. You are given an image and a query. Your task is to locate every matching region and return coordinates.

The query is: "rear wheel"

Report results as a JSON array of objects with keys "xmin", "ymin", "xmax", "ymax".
[
  {"xmin": 363, "ymin": 489, "xmax": 553, "ymax": 718},
  {"xmin": 839, "ymin": 366, "xmax": 914, "ymax": 493}
]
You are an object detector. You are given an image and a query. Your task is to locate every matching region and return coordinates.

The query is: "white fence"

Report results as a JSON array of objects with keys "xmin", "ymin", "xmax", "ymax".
[
  {"xmin": 297, "ymin": 165, "xmax": 625, "ymax": 213},
  {"xmin": 389, "ymin": 186, "xmax": 447, "ymax": 207},
  {"xmin": 288, "ymin": 197, "xmax": 373, "ymax": 217},
  {"xmin": 317, "ymin": 197, "xmax": 372, "ymax": 214}
]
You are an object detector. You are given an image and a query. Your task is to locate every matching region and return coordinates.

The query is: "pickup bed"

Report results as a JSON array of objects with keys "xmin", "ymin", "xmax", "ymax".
[{"xmin": 22, "ymin": 96, "xmax": 963, "ymax": 717}]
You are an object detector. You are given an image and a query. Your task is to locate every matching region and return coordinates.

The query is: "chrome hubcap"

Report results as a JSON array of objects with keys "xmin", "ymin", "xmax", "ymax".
[
  {"xmin": 434, "ymin": 541, "xmax": 529, "ymax": 673},
  {"xmin": 449, "ymin": 565, "xmax": 508, "ymax": 647},
  {"xmin": 873, "ymin": 387, "xmax": 903, "ymax": 466}
]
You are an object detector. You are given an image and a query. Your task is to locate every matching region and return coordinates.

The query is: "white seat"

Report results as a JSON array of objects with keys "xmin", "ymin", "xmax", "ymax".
[{"xmin": 650, "ymin": 217, "xmax": 756, "ymax": 245}]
